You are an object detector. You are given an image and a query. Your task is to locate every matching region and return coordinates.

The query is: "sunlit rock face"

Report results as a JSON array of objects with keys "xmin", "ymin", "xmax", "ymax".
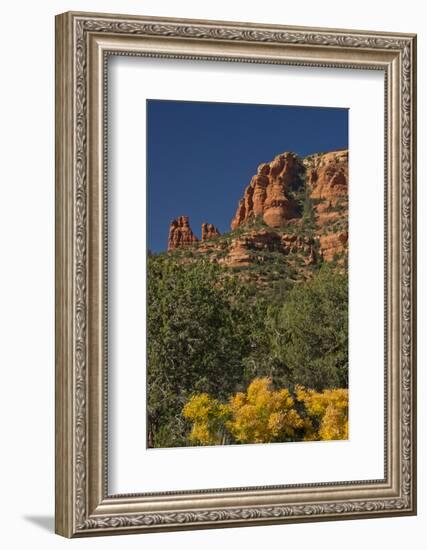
[
  {"xmin": 304, "ymin": 149, "xmax": 348, "ymax": 203},
  {"xmin": 304, "ymin": 149, "xmax": 349, "ymax": 260},
  {"xmin": 167, "ymin": 216, "xmax": 199, "ymax": 250},
  {"xmin": 167, "ymin": 149, "xmax": 349, "ymax": 266},
  {"xmin": 201, "ymin": 223, "xmax": 221, "ymax": 241},
  {"xmin": 231, "ymin": 152, "xmax": 303, "ymax": 230}
]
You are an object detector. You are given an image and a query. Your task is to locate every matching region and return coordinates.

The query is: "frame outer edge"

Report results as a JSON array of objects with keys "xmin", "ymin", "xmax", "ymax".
[
  {"xmin": 55, "ymin": 12, "xmax": 75, "ymax": 538},
  {"xmin": 54, "ymin": 10, "xmax": 417, "ymax": 537},
  {"xmin": 410, "ymin": 34, "xmax": 417, "ymax": 514},
  {"xmin": 61, "ymin": 10, "xmax": 417, "ymax": 40}
]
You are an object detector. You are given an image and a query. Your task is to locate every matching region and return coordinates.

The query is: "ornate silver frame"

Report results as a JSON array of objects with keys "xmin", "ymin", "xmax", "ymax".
[{"xmin": 55, "ymin": 11, "xmax": 417, "ymax": 537}]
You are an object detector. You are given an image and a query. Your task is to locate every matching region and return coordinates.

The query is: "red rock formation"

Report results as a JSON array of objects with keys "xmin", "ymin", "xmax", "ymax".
[
  {"xmin": 319, "ymin": 231, "xmax": 348, "ymax": 262},
  {"xmin": 249, "ymin": 230, "xmax": 282, "ymax": 250},
  {"xmin": 220, "ymin": 230, "xmax": 319, "ymax": 268},
  {"xmin": 168, "ymin": 216, "xmax": 199, "ymax": 251},
  {"xmin": 302, "ymin": 149, "xmax": 349, "ymax": 262},
  {"xmin": 221, "ymin": 230, "xmax": 281, "ymax": 267},
  {"xmin": 166, "ymin": 149, "xmax": 348, "ymax": 268},
  {"xmin": 304, "ymin": 150, "xmax": 348, "ymax": 202},
  {"xmin": 231, "ymin": 152, "xmax": 303, "ymax": 230},
  {"xmin": 281, "ymin": 233, "xmax": 315, "ymax": 256},
  {"xmin": 304, "ymin": 149, "xmax": 348, "ymax": 227},
  {"xmin": 223, "ymin": 238, "xmax": 254, "ymax": 267},
  {"xmin": 201, "ymin": 223, "xmax": 221, "ymax": 241}
]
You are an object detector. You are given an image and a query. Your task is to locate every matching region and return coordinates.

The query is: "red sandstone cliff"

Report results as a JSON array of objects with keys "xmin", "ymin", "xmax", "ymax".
[
  {"xmin": 167, "ymin": 149, "xmax": 348, "ymax": 266},
  {"xmin": 231, "ymin": 152, "xmax": 303, "ymax": 230},
  {"xmin": 221, "ymin": 230, "xmax": 318, "ymax": 268},
  {"xmin": 304, "ymin": 149, "xmax": 348, "ymax": 260},
  {"xmin": 304, "ymin": 149, "xmax": 348, "ymax": 203}
]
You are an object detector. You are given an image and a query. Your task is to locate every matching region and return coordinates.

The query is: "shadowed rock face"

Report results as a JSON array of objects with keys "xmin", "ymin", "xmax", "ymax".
[
  {"xmin": 231, "ymin": 152, "xmax": 303, "ymax": 230},
  {"xmin": 168, "ymin": 216, "xmax": 198, "ymax": 250}
]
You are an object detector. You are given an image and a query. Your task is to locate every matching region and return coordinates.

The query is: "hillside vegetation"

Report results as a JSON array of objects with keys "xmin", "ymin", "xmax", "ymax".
[{"xmin": 147, "ymin": 149, "xmax": 349, "ymax": 448}]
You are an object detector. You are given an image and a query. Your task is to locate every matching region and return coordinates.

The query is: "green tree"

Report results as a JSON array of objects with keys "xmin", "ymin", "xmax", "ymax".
[
  {"xmin": 147, "ymin": 254, "xmax": 253, "ymax": 447},
  {"xmin": 268, "ymin": 265, "xmax": 348, "ymax": 390},
  {"xmin": 301, "ymin": 192, "xmax": 318, "ymax": 236},
  {"xmin": 241, "ymin": 265, "xmax": 348, "ymax": 391}
]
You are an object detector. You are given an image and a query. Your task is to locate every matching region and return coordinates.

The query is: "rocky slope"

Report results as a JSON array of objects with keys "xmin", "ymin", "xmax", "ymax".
[{"xmin": 166, "ymin": 149, "xmax": 348, "ymax": 278}]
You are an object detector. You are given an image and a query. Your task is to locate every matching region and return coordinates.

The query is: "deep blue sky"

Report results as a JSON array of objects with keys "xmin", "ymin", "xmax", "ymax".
[{"xmin": 147, "ymin": 100, "xmax": 348, "ymax": 252}]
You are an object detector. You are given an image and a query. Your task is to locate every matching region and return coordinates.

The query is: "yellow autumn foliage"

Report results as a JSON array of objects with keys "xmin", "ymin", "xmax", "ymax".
[
  {"xmin": 183, "ymin": 393, "xmax": 230, "ymax": 445},
  {"xmin": 183, "ymin": 379, "xmax": 349, "ymax": 445},
  {"xmin": 296, "ymin": 386, "xmax": 349, "ymax": 440},
  {"xmin": 227, "ymin": 378, "xmax": 304, "ymax": 443}
]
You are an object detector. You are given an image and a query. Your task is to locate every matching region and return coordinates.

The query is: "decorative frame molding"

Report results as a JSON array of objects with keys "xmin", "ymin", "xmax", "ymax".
[{"xmin": 55, "ymin": 11, "xmax": 416, "ymax": 537}]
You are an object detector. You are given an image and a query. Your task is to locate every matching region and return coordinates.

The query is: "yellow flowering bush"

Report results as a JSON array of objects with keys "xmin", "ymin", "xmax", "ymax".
[
  {"xmin": 183, "ymin": 379, "xmax": 349, "ymax": 445},
  {"xmin": 227, "ymin": 378, "xmax": 304, "ymax": 443},
  {"xmin": 183, "ymin": 393, "xmax": 230, "ymax": 445},
  {"xmin": 296, "ymin": 386, "xmax": 349, "ymax": 440}
]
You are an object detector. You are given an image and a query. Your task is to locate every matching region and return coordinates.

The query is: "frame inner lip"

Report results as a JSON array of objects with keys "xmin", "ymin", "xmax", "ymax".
[{"xmin": 102, "ymin": 50, "xmax": 388, "ymax": 499}]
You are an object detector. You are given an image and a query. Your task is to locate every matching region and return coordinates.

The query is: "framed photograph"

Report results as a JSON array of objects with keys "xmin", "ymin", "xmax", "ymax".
[{"xmin": 55, "ymin": 11, "xmax": 417, "ymax": 537}]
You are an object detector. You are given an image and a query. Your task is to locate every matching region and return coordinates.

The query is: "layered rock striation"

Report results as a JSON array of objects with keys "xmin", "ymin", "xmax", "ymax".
[{"xmin": 221, "ymin": 230, "xmax": 318, "ymax": 268}]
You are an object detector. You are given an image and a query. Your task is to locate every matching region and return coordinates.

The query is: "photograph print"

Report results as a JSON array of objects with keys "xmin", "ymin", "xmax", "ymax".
[{"xmin": 147, "ymin": 99, "xmax": 349, "ymax": 449}]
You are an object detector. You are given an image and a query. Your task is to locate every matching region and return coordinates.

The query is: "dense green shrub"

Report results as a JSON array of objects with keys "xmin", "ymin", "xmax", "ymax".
[
  {"xmin": 263, "ymin": 265, "xmax": 348, "ymax": 390},
  {"xmin": 147, "ymin": 253, "xmax": 348, "ymax": 447},
  {"xmin": 147, "ymin": 255, "xmax": 253, "ymax": 447}
]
